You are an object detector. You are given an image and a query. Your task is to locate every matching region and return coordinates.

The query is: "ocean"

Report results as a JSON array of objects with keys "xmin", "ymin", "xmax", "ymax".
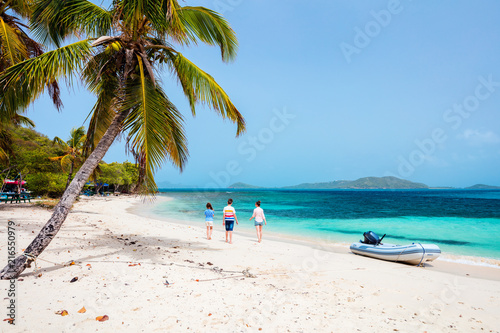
[{"xmin": 147, "ymin": 189, "xmax": 500, "ymax": 262}]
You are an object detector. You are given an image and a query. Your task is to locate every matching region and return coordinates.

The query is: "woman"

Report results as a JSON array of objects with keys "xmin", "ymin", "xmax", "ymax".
[{"xmin": 249, "ymin": 200, "xmax": 267, "ymax": 242}]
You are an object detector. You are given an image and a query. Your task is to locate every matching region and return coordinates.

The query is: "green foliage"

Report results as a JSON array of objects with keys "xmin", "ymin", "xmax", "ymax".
[
  {"xmin": 25, "ymin": 172, "xmax": 66, "ymax": 197},
  {"xmin": 0, "ymin": 125, "xmax": 139, "ymax": 196},
  {"xmin": 98, "ymin": 161, "xmax": 138, "ymax": 193}
]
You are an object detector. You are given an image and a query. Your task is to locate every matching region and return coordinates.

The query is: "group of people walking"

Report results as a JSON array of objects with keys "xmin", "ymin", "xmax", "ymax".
[{"xmin": 204, "ymin": 198, "xmax": 267, "ymax": 244}]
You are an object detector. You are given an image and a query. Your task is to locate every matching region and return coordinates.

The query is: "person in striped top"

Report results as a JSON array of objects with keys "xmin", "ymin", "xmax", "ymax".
[{"xmin": 223, "ymin": 198, "xmax": 239, "ymax": 244}]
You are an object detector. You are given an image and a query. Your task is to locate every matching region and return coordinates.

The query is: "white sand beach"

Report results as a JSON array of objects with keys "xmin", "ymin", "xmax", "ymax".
[{"xmin": 1, "ymin": 195, "xmax": 499, "ymax": 332}]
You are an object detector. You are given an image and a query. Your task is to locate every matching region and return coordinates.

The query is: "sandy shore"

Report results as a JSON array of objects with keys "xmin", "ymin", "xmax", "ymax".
[{"xmin": 1, "ymin": 195, "xmax": 499, "ymax": 332}]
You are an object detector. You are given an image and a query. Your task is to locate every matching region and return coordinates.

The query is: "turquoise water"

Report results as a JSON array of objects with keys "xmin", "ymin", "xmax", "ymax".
[{"xmin": 150, "ymin": 189, "xmax": 500, "ymax": 260}]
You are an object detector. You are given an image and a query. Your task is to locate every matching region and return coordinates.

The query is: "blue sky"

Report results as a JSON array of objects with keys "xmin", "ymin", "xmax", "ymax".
[{"xmin": 27, "ymin": 0, "xmax": 500, "ymax": 188}]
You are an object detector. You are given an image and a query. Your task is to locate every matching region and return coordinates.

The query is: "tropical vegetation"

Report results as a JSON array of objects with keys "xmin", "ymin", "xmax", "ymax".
[
  {"xmin": 0, "ymin": 0, "xmax": 244, "ymax": 279},
  {"xmin": 51, "ymin": 126, "xmax": 87, "ymax": 190},
  {"xmin": 0, "ymin": 125, "xmax": 138, "ymax": 197}
]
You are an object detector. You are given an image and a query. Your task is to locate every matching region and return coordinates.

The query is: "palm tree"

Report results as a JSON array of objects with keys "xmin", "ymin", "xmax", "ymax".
[
  {"xmin": 51, "ymin": 126, "xmax": 86, "ymax": 190},
  {"xmin": 0, "ymin": 0, "xmax": 62, "ymax": 117},
  {"xmin": 0, "ymin": 0, "xmax": 245, "ymax": 279},
  {"xmin": 0, "ymin": 113, "xmax": 35, "ymax": 165},
  {"xmin": 0, "ymin": 0, "xmax": 61, "ymax": 161}
]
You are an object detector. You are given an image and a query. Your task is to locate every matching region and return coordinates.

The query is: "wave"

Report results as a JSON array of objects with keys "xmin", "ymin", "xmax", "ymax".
[{"xmin": 438, "ymin": 254, "xmax": 500, "ymax": 269}]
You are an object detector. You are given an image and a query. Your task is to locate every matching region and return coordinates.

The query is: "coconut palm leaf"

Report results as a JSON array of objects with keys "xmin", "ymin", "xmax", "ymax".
[
  {"xmin": 0, "ymin": 127, "xmax": 11, "ymax": 162},
  {"xmin": 82, "ymin": 52, "xmax": 121, "ymax": 153},
  {"xmin": 10, "ymin": 114, "xmax": 35, "ymax": 128},
  {"xmin": 121, "ymin": 59, "xmax": 188, "ymax": 191},
  {"xmin": 0, "ymin": 39, "xmax": 92, "ymax": 116},
  {"xmin": 177, "ymin": 6, "xmax": 238, "ymax": 62},
  {"xmin": 0, "ymin": 16, "xmax": 28, "ymax": 67},
  {"xmin": 30, "ymin": 0, "xmax": 112, "ymax": 46},
  {"xmin": 164, "ymin": 50, "xmax": 245, "ymax": 135},
  {"xmin": 5, "ymin": 0, "xmax": 34, "ymax": 18}
]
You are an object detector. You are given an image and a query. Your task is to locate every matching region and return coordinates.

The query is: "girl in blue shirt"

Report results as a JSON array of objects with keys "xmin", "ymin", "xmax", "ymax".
[{"xmin": 205, "ymin": 203, "xmax": 215, "ymax": 240}]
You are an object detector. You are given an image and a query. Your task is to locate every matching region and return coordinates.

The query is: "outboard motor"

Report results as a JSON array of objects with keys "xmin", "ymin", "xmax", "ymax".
[{"xmin": 362, "ymin": 231, "xmax": 380, "ymax": 245}]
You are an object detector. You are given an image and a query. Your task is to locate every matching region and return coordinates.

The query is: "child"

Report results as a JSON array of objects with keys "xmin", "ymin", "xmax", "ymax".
[
  {"xmin": 249, "ymin": 200, "xmax": 267, "ymax": 243},
  {"xmin": 205, "ymin": 203, "xmax": 215, "ymax": 240},
  {"xmin": 223, "ymin": 198, "xmax": 238, "ymax": 244}
]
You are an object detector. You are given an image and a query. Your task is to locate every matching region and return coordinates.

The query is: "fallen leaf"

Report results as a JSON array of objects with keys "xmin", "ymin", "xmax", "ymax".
[
  {"xmin": 78, "ymin": 307, "xmax": 86, "ymax": 313},
  {"xmin": 37, "ymin": 273, "xmax": 42, "ymax": 278},
  {"xmin": 69, "ymin": 261, "xmax": 76, "ymax": 266},
  {"xmin": 195, "ymin": 279, "xmax": 199, "ymax": 282},
  {"xmin": 96, "ymin": 315, "xmax": 109, "ymax": 322},
  {"xmin": 55, "ymin": 310, "xmax": 69, "ymax": 316},
  {"xmin": 208, "ymin": 313, "xmax": 212, "ymax": 316},
  {"xmin": 86, "ymin": 264, "xmax": 91, "ymax": 267}
]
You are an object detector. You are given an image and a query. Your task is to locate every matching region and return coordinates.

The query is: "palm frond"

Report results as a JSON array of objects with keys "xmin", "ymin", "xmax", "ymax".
[
  {"xmin": 0, "ymin": 17, "xmax": 28, "ymax": 67},
  {"xmin": 11, "ymin": 114, "xmax": 35, "ymax": 128},
  {"xmin": 0, "ymin": 147, "xmax": 8, "ymax": 163},
  {"xmin": 166, "ymin": 51, "xmax": 245, "ymax": 136},
  {"xmin": 121, "ymin": 73, "xmax": 188, "ymax": 193},
  {"xmin": 68, "ymin": 126, "xmax": 86, "ymax": 147},
  {"xmin": 177, "ymin": 7, "xmax": 238, "ymax": 62},
  {"xmin": 31, "ymin": 0, "xmax": 112, "ymax": 47},
  {"xmin": 82, "ymin": 53, "xmax": 121, "ymax": 154},
  {"xmin": 4, "ymin": 0, "xmax": 33, "ymax": 19},
  {"xmin": 0, "ymin": 39, "xmax": 93, "ymax": 116},
  {"xmin": 52, "ymin": 136, "xmax": 67, "ymax": 147}
]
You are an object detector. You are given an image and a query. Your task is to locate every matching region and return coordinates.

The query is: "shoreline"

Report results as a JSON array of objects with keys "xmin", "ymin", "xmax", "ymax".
[
  {"xmin": 129, "ymin": 195, "xmax": 500, "ymax": 273},
  {"xmin": 1, "ymin": 195, "xmax": 499, "ymax": 331}
]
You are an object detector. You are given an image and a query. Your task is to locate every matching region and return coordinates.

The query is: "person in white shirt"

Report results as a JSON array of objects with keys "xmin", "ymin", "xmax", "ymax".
[{"xmin": 249, "ymin": 200, "xmax": 267, "ymax": 243}]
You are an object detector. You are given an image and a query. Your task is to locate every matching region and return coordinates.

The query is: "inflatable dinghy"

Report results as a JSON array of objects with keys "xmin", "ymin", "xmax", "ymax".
[{"xmin": 350, "ymin": 231, "xmax": 441, "ymax": 265}]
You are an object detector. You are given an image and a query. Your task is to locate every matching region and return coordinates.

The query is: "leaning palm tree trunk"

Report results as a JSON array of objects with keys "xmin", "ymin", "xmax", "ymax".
[
  {"xmin": 65, "ymin": 161, "xmax": 74, "ymax": 190},
  {"xmin": 0, "ymin": 110, "xmax": 129, "ymax": 279}
]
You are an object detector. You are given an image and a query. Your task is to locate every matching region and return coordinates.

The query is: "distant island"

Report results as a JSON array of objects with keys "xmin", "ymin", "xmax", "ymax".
[
  {"xmin": 229, "ymin": 176, "xmax": 429, "ymax": 190},
  {"xmin": 282, "ymin": 176, "xmax": 428, "ymax": 190},
  {"xmin": 228, "ymin": 182, "xmax": 263, "ymax": 189},
  {"xmin": 465, "ymin": 184, "xmax": 500, "ymax": 190},
  {"xmin": 228, "ymin": 177, "xmax": 500, "ymax": 190}
]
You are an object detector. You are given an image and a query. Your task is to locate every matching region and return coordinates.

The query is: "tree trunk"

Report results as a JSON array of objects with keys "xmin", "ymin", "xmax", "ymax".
[
  {"xmin": 0, "ymin": 110, "xmax": 130, "ymax": 279},
  {"xmin": 65, "ymin": 161, "xmax": 74, "ymax": 190}
]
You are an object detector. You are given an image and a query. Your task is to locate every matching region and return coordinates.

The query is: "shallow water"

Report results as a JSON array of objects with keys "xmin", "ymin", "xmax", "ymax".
[{"xmin": 150, "ymin": 189, "xmax": 500, "ymax": 260}]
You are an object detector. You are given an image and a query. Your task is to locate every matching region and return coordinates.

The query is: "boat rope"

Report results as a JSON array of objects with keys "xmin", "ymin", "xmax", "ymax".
[
  {"xmin": 22, "ymin": 253, "xmax": 39, "ymax": 274},
  {"xmin": 395, "ymin": 246, "xmax": 408, "ymax": 263},
  {"xmin": 416, "ymin": 243, "xmax": 426, "ymax": 267},
  {"xmin": 22, "ymin": 252, "xmax": 82, "ymax": 276}
]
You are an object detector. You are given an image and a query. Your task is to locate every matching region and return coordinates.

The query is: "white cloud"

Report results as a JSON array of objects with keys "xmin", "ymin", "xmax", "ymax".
[{"xmin": 458, "ymin": 129, "xmax": 500, "ymax": 146}]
